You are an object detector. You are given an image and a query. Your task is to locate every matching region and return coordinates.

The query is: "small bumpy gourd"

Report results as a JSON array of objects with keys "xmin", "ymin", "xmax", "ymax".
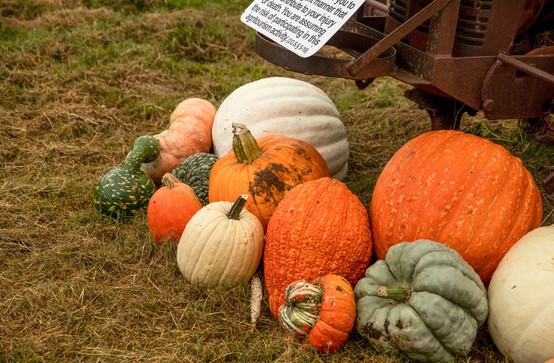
[
  {"xmin": 278, "ymin": 274, "xmax": 356, "ymax": 354},
  {"xmin": 93, "ymin": 135, "xmax": 160, "ymax": 218},
  {"xmin": 172, "ymin": 152, "xmax": 218, "ymax": 205}
]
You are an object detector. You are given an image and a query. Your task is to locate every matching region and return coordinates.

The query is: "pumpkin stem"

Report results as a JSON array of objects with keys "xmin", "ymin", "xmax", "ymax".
[
  {"xmin": 231, "ymin": 123, "xmax": 263, "ymax": 164},
  {"xmin": 161, "ymin": 173, "xmax": 180, "ymax": 189},
  {"xmin": 377, "ymin": 285, "xmax": 412, "ymax": 302},
  {"xmin": 227, "ymin": 194, "xmax": 249, "ymax": 220}
]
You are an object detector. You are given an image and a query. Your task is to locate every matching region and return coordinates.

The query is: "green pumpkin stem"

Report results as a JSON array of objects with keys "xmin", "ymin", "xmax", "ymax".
[
  {"xmin": 161, "ymin": 173, "xmax": 179, "ymax": 189},
  {"xmin": 377, "ymin": 285, "xmax": 412, "ymax": 302},
  {"xmin": 232, "ymin": 123, "xmax": 263, "ymax": 164},
  {"xmin": 227, "ymin": 194, "xmax": 249, "ymax": 220}
]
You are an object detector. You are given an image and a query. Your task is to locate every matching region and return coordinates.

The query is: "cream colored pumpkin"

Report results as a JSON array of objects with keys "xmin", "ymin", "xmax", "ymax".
[
  {"xmin": 176, "ymin": 195, "xmax": 264, "ymax": 286},
  {"xmin": 212, "ymin": 77, "xmax": 349, "ymax": 180},
  {"xmin": 488, "ymin": 224, "xmax": 554, "ymax": 363}
]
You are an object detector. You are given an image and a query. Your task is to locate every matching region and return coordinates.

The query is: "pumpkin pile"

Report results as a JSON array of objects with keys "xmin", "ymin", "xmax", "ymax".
[{"xmin": 92, "ymin": 76, "xmax": 551, "ymax": 363}]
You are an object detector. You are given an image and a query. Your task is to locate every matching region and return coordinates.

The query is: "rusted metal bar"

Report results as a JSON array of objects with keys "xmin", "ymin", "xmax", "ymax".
[
  {"xmin": 253, "ymin": 31, "xmax": 396, "ymax": 80},
  {"xmin": 497, "ymin": 53, "xmax": 554, "ymax": 86},
  {"xmin": 426, "ymin": 0, "xmax": 460, "ymax": 55},
  {"xmin": 347, "ymin": 0, "xmax": 455, "ymax": 76}
]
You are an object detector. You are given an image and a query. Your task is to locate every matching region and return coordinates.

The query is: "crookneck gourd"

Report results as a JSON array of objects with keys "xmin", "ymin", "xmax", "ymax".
[
  {"xmin": 141, "ymin": 97, "xmax": 216, "ymax": 184},
  {"xmin": 354, "ymin": 239, "xmax": 489, "ymax": 363},
  {"xmin": 93, "ymin": 135, "xmax": 160, "ymax": 218}
]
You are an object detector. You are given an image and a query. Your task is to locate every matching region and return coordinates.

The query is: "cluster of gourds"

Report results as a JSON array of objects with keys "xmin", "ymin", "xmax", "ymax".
[{"xmin": 92, "ymin": 77, "xmax": 554, "ymax": 363}]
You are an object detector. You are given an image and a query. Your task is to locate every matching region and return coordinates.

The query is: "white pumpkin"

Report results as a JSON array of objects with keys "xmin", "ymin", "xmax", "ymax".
[
  {"xmin": 487, "ymin": 224, "xmax": 554, "ymax": 363},
  {"xmin": 176, "ymin": 195, "xmax": 264, "ymax": 287},
  {"xmin": 212, "ymin": 77, "xmax": 350, "ymax": 180}
]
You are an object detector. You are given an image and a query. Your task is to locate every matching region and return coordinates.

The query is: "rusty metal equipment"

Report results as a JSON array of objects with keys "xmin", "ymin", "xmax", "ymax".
[{"xmin": 253, "ymin": 0, "xmax": 554, "ymax": 188}]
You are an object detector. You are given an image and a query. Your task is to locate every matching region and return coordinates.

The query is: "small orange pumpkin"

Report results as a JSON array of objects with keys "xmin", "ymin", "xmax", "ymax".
[
  {"xmin": 142, "ymin": 98, "xmax": 217, "ymax": 184},
  {"xmin": 208, "ymin": 123, "xmax": 330, "ymax": 229},
  {"xmin": 264, "ymin": 177, "xmax": 372, "ymax": 317},
  {"xmin": 278, "ymin": 274, "xmax": 356, "ymax": 354},
  {"xmin": 147, "ymin": 173, "xmax": 202, "ymax": 244}
]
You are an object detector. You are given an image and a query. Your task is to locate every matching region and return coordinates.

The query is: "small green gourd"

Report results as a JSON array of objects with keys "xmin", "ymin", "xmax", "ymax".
[
  {"xmin": 171, "ymin": 152, "xmax": 217, "ymax": 205},
  {"xmin": 93, "ymin": 135, "xmax": 160, "ymax": 218}
]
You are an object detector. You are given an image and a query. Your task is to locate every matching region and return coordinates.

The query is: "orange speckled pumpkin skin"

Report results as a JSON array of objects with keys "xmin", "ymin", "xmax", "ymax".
[
  {"xmin": 264, "ymin": 177, "xmax": 372, "ymax": 317},
  {"xmin": 147, "ymin": 174, "xmax": 203, "ymax": 244},
  {"xmin": 308, "ymin": 275, "xmax": 356, "ymax": 353},
  {"xmin": 208, "ymin": 134, "xmax": 330, "ymax": 229},
  {"xmin": 142, "ymin": 98, "xmax": 216, "ymax": 184},
  {"xmin": 370, "ymin": 130, "xmax": 543, "ymax": 285}
]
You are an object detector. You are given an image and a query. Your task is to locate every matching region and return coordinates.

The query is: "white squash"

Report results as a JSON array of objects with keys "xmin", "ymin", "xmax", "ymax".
[
  {"xmin": 176, "ymin": 195, "xmax": 264, "ymax": 287},
  {"xmin": 212, "ymin": 77, "xmax": 349, "ymax": 180},
  {"xmin": 487, "ymin": 224, "xmax": 554, "ymax": 363}
]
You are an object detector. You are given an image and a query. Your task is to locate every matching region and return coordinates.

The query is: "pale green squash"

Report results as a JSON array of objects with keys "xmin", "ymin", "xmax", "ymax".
[{"xmin": 354, "ymin": 240, "xmax": 488, "ymax": 363}]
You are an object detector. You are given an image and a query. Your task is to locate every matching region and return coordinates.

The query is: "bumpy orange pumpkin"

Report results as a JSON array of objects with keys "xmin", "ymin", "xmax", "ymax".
[
  {"xmin": 278, "ymin": 274, "xmax": 356, "ymax": 354},
  {"xmin": 370, "ymin": 130, "xmax": 543, "ymax": 285},
  {"xmin": 142, "ymin": 98, "xmax": 216, "ymax": 184},
  {"xmin": 208, "ymin": 123, "xmax": 330, "ymax": 229},
  {"xmin": 264, "ymin": 177, "xmax": 372, "ymax": 317},
  {"xmin": 147, "ymin": 173, "xmax": 202, "ymax": 244}
]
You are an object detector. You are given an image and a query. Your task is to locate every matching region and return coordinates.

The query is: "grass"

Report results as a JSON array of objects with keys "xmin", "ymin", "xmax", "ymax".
[{"xmin": 1, "ymin": 0, "xmax": 553, "ymax": 361}]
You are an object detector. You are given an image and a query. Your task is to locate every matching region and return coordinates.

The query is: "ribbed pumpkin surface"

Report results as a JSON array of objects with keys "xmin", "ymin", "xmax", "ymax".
[
  {"xmin": 370, "ymin": 130, "xmax": 543, "ymax": 285},
  {"xmin": 209, "ymin": 132, "xmax": 330, "ymax": 229},
  {"xmin": 212, "ymin": 77, "xmax": 349, "ymax": 180},
  {"xmin": 264, "ymin": 177, "xmax": 373, "ymax": 318}
]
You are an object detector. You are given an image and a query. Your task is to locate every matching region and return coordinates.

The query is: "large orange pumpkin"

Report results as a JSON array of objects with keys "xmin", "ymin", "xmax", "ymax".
[
  {"xmin": 370, "ymin": 130, "xmax": 543, "ymax": 284},
  {"xmin": 264, "ymin": 177, "xmax": 372, "ymax": 317},
  {"xmin": 208, "ymin": 123, "xmax": 330, "ymax": 229}
]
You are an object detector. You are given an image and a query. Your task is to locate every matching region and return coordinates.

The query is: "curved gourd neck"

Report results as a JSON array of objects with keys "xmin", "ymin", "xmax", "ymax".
[{"xmin": 124, "ymin": 135, "xmax": 161, "ymax": 170}]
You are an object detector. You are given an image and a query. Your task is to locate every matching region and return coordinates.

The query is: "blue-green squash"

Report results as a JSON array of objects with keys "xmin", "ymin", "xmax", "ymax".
[
  {"xmin": 171, "ymin": 152, "xmax": 217, "ymax": 205},
  {"xmin": 354, "ymin": 240, "xmax": 488, "ymax": 363}
]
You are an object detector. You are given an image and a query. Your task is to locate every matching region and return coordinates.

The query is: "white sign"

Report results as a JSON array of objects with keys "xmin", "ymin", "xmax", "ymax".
[{"xmin": 241, "ymin": 0, "xmax": 365, "ymax": 58}]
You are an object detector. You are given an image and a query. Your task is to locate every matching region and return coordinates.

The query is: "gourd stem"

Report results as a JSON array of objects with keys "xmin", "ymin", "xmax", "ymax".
[
  {"xmin": 227, "ymin": 194, "xmax": 249, "ymax": 220},
  {"xmin": 377, "ymin": 285, "xmax": 412, "ymax": 302},
  {"xmin": 161, "ymin": 173, "xmax": 179, "ymax": 189},
  {"xmin": 232, "ymin": 123, "xmax": 263, "ymax": 164}
]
